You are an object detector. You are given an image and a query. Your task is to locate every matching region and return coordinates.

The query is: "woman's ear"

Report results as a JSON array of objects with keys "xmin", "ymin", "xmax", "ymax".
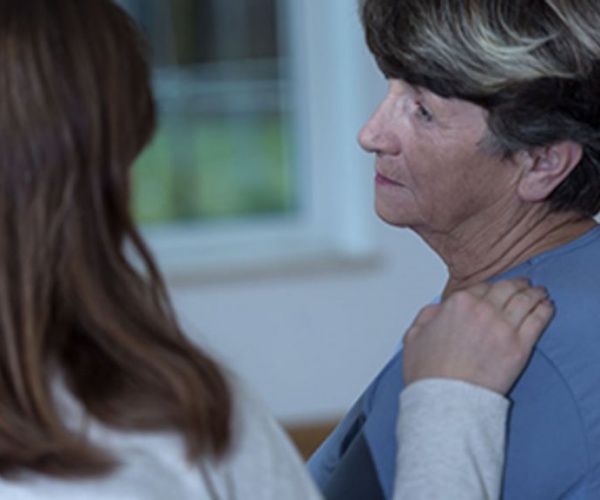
[{"xmin": 517, "ymin": 141, "xmax": 583, "ymax": 203}]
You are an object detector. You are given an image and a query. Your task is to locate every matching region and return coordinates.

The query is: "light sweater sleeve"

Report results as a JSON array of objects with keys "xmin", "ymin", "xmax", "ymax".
[{"xmin": 394, "ymin": 379, "xmax": 509, "ymax": 500}]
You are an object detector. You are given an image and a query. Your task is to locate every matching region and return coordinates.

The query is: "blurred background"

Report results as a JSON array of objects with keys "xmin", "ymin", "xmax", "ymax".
[{"xmin": 116, "ymin": 0, "xmax": 446, "ymax": 455}]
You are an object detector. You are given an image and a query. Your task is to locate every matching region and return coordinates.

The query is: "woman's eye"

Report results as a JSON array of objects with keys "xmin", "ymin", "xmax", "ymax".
[{"xmin": 415, "ymin": 102, "xmax": 433, "ymax": 122}]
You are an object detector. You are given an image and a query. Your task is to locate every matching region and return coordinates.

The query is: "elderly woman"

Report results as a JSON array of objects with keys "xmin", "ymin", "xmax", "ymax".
[{"xmin": 308, "ymin": 0, "xmax": 600, "ymax": 499}]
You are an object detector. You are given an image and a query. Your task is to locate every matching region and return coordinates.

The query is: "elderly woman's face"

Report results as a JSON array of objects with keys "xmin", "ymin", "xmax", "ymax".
[{"xmin": 358, "ymin": 79, "xmax": 521, "ymax": 236}]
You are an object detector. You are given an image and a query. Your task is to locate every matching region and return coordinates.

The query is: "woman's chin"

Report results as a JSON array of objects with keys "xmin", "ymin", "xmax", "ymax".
[{"xmin": 374, "ymin": 207, "xmax": 411, "ymax": 228}]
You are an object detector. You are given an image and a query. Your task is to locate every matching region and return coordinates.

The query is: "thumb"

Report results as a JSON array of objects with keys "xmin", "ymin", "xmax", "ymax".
[{"xmin": 404, "ymin": 304, "xmax": 440, "ymax": 343}]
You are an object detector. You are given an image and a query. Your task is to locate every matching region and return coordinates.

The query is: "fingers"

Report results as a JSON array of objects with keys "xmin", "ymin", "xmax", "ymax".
[
  {"xmin": 504, "ymin": 287, "xmax": 549, "ymax": 328},
  {"xmin": 412, "ymin": 304, "xmax": 440, "ymax": 327},
  {"xmin": 517, "ymin": 299, "xmax": 554, "ymax": 349},
  {"xmin": 479, "ymin": 279, "xmax": 549, "ymax": 329},
  {"xmin": 482, "ymin": 278, "xmax": 532, "ymax": 309},
  {"xmin": 466, "ymin": 282, "xmax": 491, "ymax": 299},
  {"xmin": 464, "ymin": 278, "xmax": 552, "ymax": 337},
  {"xmin": 404, "ymin": 304, "xmax": 440, "ymax": 343},
  {"xmin": 403, "ymin": 278, "xmax": 554, "ymax": 395}
]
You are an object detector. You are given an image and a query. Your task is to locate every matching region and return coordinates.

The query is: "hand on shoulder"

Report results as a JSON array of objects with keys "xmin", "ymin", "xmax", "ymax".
[{"xmin": 403, "ymin": 279, "xmax": 554, "ymax": 394}]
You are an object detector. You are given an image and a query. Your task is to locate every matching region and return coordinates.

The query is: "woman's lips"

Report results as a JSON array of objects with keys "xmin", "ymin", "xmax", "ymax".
[{"xmin": 375, "ymin": 172, "xmax": 403, "ymax": 186}]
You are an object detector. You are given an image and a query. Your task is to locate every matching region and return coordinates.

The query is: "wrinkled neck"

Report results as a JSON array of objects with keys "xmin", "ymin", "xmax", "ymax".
[{"xmin": 417, "ymin": 207, "xmax": 596, "ymax": 300}]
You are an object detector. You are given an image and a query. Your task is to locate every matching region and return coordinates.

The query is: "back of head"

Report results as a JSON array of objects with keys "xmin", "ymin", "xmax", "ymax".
[
  {"xmin": 0, "ymin": 0, "xmax": 231, "ymax": 478},
  {"xmin": 362, "ymin": 0, "xmax": 600, "ymax": 215}
]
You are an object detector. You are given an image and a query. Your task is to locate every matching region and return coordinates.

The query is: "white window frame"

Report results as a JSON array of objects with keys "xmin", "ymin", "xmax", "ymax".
[{"xmin": 142, "ymin": 0, "xmax": 379, "ymax": 282}]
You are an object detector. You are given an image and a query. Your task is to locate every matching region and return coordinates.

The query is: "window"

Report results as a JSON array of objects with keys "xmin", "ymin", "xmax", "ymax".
[{"xmin": 118, "ymin": 0, "xmax": 376, "ymax": 280}]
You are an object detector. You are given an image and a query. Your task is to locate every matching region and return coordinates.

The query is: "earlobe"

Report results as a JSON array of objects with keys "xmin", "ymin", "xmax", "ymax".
[{"xmin": 517, "ymin": 141, "xmax": 583, "ymax": 203}]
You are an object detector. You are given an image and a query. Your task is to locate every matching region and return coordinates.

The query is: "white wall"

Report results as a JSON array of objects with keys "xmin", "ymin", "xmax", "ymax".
[{"xmin": 170, "ymin": 221, "xmax": 446, "ymax": 424}]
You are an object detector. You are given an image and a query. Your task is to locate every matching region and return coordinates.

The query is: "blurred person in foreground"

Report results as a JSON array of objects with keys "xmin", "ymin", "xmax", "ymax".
[
  {"xmin": 0, "ymin": 0, "xmax": 552, "ymax": 499},
  {"xmin": 309, "ymin": 0, "xmax": 600, "ymax": 499}
]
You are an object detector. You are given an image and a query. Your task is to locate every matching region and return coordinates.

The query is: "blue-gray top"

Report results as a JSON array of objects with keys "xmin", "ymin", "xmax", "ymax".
[{"xmin": 309, "ymin": 225, "xmax": 600, "ymax": 499}]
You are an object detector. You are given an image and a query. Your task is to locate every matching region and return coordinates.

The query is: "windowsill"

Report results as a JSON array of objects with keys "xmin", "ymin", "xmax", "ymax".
[
  {"xmin": 161, "ymin": 248, "xmax": 382, "ymax": 287},
  {"xmin": 142, "ymin": 224, "xmax": 379, "ymax": 286}
]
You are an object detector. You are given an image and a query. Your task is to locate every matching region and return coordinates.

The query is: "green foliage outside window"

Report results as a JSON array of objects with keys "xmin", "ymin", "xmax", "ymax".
[
  {"xmin": 132, "ymin": 113, "xmax": 295, "ymax": 224},
  {"xmin": 119, "ymin": 0, "xmax": 296, "ymax": 226}
]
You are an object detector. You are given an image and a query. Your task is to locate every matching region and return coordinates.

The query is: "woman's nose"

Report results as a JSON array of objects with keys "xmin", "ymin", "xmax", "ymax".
[
  {"xmin": 357, "ymin": 112, "xmax": 381, "ymax": 153},
  {"xmin": 357, "ymin": 98, "xmax": 401, "ymax": 156}
]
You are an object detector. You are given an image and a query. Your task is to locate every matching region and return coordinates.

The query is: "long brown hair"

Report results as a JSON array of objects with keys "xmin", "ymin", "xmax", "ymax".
[{"xmin": 0, "ymin": 0, "xmax": 231, "ymax": 477}]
